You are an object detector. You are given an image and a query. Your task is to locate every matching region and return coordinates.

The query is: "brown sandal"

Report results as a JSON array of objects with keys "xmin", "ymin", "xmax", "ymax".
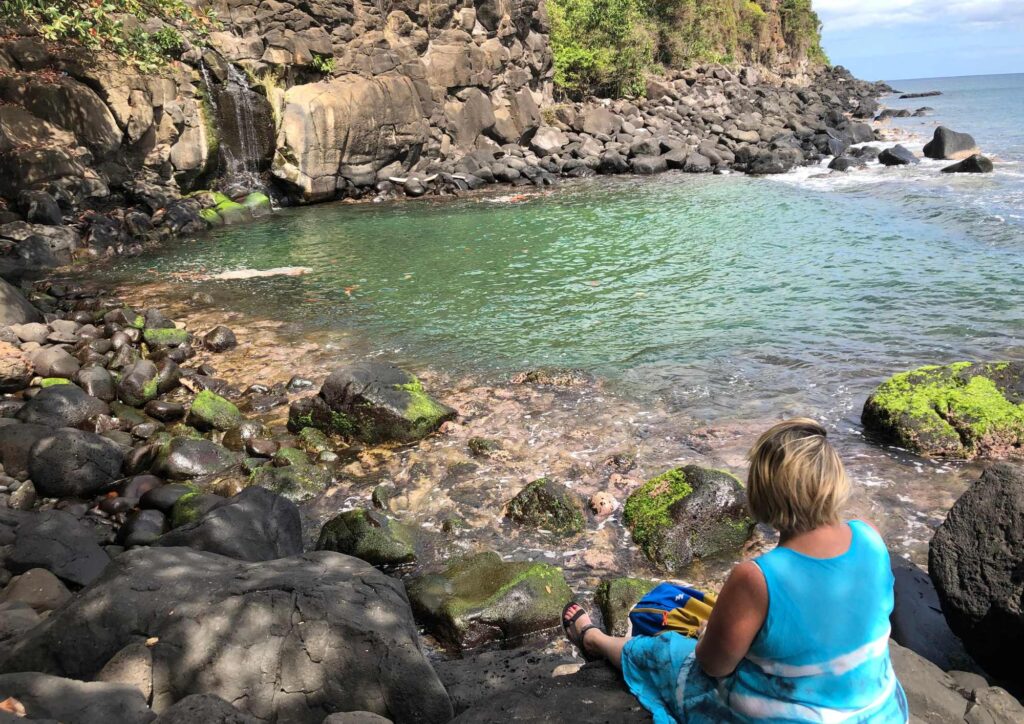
[{"xmin": 562, "ymin": 601, "xmax": 601, "ymax": 661}]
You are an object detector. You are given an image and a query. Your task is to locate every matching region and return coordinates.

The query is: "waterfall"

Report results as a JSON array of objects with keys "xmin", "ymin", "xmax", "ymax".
[
  {"xmin": 198, "ymin": 60, "xmax": 219, "ymax": 113},
  {"xmin": 223, "ymin": 64, "xmax": 262, "ymax": 184}
]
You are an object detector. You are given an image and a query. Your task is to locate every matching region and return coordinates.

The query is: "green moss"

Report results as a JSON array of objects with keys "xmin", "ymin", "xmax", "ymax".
[
  {"xmin": 506, "ymin": 477, "xmax": 586, "ymax": 536},
  {"xmin": 596, "ymin": 577, "xmax": 655, "ymax": 636},
  {"xmin": 143, "ymin": 327, "xmax": 189, "ymax": 348},
  {"xmin": 330, "ymin": 411, "xmax": 356, "ymax": 435},
  {"xmin": 468, "ymin": 437, "xmax": 500, "ymax": 457},
  {"xmin": 298, "ymin": 427, "xmax": 332, "ymax": 454},
  {"xmin": 167, "ymin": 423, "xmax": 203, "ymax": 439},
  {"xmin": 316, "ymin": 509, "xmax": 417, "ymax": 567},
  {"xmin": 214, "ymin": 200, "xmax": 252, "ymax": 226},
  {"xmin": 169, "ymin": 483, "xmax": 202, "ymax": 528},
  {"xmin": 187, "ymin": 390, "xmax": 243, "ymax": 432},
  {"xmin": 249, "ymin": 463, "xmax": 330, "ymax": 502},
  {"xmin": 141, "ymin": 375, "xmax": 159, "ymax": 401},
  {"xmin": 39, "ymin": 377, "xmax": 72, "ymax": 387},
  {"xmin": 199, "ymin": 207, "xmax": 223, "ymax": 226},
  {"xmin": 398, "ymin": 377, "xmax": 454, "ymax": 436},
  {"xmin": 273, "ymin": 447, "xmax": 310, "ymax": 467},
  {"xmin": 241, "ymin": 192, "xmax": 271, "ymax": 214},
  {"xmin": 623, "ymin": 467, "xmax": 693, "ymax": 551}
]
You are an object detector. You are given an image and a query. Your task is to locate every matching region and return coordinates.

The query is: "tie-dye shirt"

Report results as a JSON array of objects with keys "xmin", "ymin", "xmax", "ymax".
[{"xmin": 621, "ymin": 520, "xmax": 909, "ymax": 723}]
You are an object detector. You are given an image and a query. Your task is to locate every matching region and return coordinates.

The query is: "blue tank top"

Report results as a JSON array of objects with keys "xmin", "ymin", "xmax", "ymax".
[{"xmin": 721, "ymin": 520, "xmax": 909, "ymax": 721}]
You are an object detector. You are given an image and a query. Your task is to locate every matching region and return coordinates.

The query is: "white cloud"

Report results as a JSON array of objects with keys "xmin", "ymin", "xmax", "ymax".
[{"xmin": 817, "ymin": 0, "xmax": 1024, "ymax": 32}]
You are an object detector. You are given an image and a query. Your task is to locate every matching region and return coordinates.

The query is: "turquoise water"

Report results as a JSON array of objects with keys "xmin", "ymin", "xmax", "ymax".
[{"xmin": 100, "ymin": 74, "xmax": 1024, "ymax": 432}]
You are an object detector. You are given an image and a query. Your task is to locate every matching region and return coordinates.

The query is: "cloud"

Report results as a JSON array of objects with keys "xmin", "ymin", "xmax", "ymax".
[{"xmin": 817, "ymin": 0, "xmax": 1024, "ymax": 32}]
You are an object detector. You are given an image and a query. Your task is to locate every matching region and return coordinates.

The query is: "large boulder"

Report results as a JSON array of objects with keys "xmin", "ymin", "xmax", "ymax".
[
  {"xmin": 0, "ymin": 279, "xmax": 42, "ymax": 325},
  {"xmin": 154, "ymin": 487, "xmax": 303, "ymax": 562},
  {"xmin": 505, "ymin": 477, "xmax": 586, "ymax": 536},
  {"xmin": 0, "ymin": 672, "xmax": 154, "ymax": 724},
  {"xmin": 0, "ymin": 422, "xmax": 50, "ymax": 480},
  {"xmin": 273, "ymin": 75, "xmax": 430, "ymax": 202},
  {"xmin": 579, "ymin": 107, "xmax": 621, "ymax": 137},
  {"xmin": 152, "ymin": 694, "xmax": 258, "ymax": 724},
  {"xmin": 862, "ymin": 362, "xmax": 1024, "ymax": 459},
  {"xmin": 406, "ymin": 551, "xmax": 570, "ymax": 649},
  {"xmin": 28, "ymin": 428, "xmax": 125, "ymax": 498},
  {"xmin": 15, "ymin": 384, "xmax": 108, "ymax": 428},
  {"xmin": 529, "ymin": 126, "xmax": 567, "ymax": 156},
  {"xmin": 435, "ymin": 649, "xmax": 576, "ymax": 716},
  {"xmin": 923, "ymin": 126, "xmax": 980, "ymax": 160},
  {"xmin": 289, "ymin": 362, "xmax": 455, "ymax": 444},
  {"xmin": 0, "ymin": 548, "xmax": 454, "ymax": 724},
  {"xmin": 929, "ymin": 463, "xmax": 1024, "ymax": 688},
  {"xmin": 622, "ymin": 465, "xmax": 753, "ymax": 573},
  {"xmin": 595, "ymin": 577, "xmax": 654, "ymax": 637},
  {"xmin": 6, "ymin": 509, "xmax": 110, "ymax": 587}
]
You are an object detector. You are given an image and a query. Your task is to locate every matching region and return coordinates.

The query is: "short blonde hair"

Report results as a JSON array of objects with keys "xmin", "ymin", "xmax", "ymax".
[{"xmin": 746, "ymin": 418, "xmax": 849, "ymax": 535}]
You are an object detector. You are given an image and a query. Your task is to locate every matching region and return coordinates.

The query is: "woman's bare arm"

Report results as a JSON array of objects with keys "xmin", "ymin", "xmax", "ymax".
[{"xmin": 695, "ymin": 560, "xmax": 769, "ymax": 678}]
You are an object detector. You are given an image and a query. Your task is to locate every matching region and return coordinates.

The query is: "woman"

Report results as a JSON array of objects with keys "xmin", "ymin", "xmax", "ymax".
[{"xmin": 563, "ymin": 418, "xmax": 909, "ymax": 722}]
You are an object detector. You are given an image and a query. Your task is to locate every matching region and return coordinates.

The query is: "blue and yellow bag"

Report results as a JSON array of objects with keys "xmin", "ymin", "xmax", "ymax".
[{"xmin": 628, "ymin": 582, "xmax": 717, "ymax": 638}]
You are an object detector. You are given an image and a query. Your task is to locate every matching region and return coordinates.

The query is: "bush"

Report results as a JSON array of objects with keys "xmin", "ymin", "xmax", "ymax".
[
  {"xmin": 310, "ymin": 54, "xmax": 335, "ymax": 74},
  {"xmin": 0, "ymin": 0, "xmax": 216, "ymax": 71}
]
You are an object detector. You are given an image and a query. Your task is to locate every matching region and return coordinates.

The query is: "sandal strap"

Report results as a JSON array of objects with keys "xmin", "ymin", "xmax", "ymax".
[
  {"xmin": 577, "ymin": 624, "xmax": 600, "ymax": 647},
  {"xmin": 562, "ymin": 606, "xmax": 587, "ymax": 631}
]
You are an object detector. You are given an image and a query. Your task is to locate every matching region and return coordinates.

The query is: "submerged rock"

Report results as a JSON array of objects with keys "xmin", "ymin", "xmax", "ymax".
[
  {"xmin": 406, "ymin": 551, "xmax": 570, "ymax": 650},
  {"xmin": 623, "ymin": 465, "xmax": 753, "ymax": 573},
  {"xmin": 861, "ymin": 361, "xmax": 1024, "ymax": 459},
  {"xmin": 929, "ymin": 463, "xmax": 1024, "ymax": 689},
  {"xmin": 941, "ymin": 154, "xmax": 993, "ymax": 173},
  {"xmin": 505, "ymin": 477, "xmax": 586, "ymax": 536},
  {"xmin": 316, "ymin": 508, "xmax": 417, "ymax": 567},
  {"xmin": 923, "ymin": 126, "xmax": 979, "ymax": 160},
  {"xmin": 595, "ymin": 577, "xmax": 654, "ymax": 637},
  {"xmin": 249, "ymin": 458, "xmax": 330, "ymax": 502}
]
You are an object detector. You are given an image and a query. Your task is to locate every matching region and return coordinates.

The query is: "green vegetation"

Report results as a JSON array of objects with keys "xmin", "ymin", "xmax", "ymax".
[
  {"xmin": 187, "ymin": 389, "xmax": 243, "ymax": 431},
  {"xmin": 547, "ymin": 0, "xmax": 828, "ymax": 98},
  {"xmin": 622, "ymin": 467, "xmax": 692, "ymax": 551},
  {"xmin": 143, "ymin": 326, "xmax": 189, "ymax": 347},
  {"xmin": 309, "ymin": 54, "xmax": 335, "ymax": 74},
  {"xmin": 0, "ymin": 0, "xmax": 217, "ymax": 71},
  {"xmin": 506, "ymin": 477, "xmax": 586, "ymax": 536}
]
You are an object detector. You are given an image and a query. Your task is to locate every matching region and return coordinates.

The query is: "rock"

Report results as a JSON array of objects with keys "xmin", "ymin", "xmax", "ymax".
[
  {"xmin": 0, "ymin": 341, "xmax": 31, "ymax": 392},
  {"xmin": 900, "ymin": 91, "xmax": 942, "ymax": 99},
  {"xmin": 316, "ymin": 509, "xmax": 416, "ymax": 567},
  {"xmin": 152, "ymin": 694, "xmax": 259, "ymax": 723},
  {"xmin": 153, "ymin": 438, "xmax": 238, "ymax": 480},
  {"xmin": 942, "ymin": 155, "xmax": 993, "ymax": 174},
  {"xmin": 0, "ymin": 602, "xmax": 39, "ymax": 644},
  {"xmin": 580, "ymin": 107, "xmax": 621, "ymax": 137},
  {"xmin": 929, "ymin": 463, "xmax": 1024, "ymax": 688},
  {"xmin": 29, "ymin": 428, "xmax": 125, "ymax": 498},
  {"xmin": 96, "ymin": 642, "xmax": 153, "ymax": 704},
  {"xmin": 923, "ymin": 127, "xmax": 980, "ymax": 160},
  {"xmin": 683, "ymin": 152, "xmax": 713, "ymax": 173},
  {"xmin": 292, "ymin": 362, "xmax": 455, "ymax": 444},
  {"xmin": 878, "ymin": 145, "xmax": 919, "ymax": 166},
  {"xmin": 888, "ymin": 641, "xmax": 968, "ymax": 724},
  {"xmin": 142, "ymin": 327, "xmax": 189, "ymax": 348},
  {"xmin": 144, "ymin": 400, "xmax": 185, "ymax": 422},
  {"xmin": 169, "ymin": 490, "xmax": 224, "ymax": 529},
  {"xmin": 155, "ymin": 487, "xmax": 302, "ymax": 562},
  {"xmin": 967, "ymin": 687, "xmax": 1024, "ymax": 724},
  {"xmin": 117, "ymin": 360, "xmax": 160, "ymax": 407},
  {"xmin": 630, "ymin": 155, "xmax": 667, "ymax": 175},
  {"xmin": 0, "ymin": 423, "xmax": 51, "ymax": 480},
  {"xmin": 6, "ymin": 509, "xmax": 110, "ymax": 587},
  {"xmin": 435, "ymin": 649, "xmax": 576, "ymax": 716},
  {"xmin": 623, "ymin": 465, "xmax": 753, "ymax": 573},
  {"xmin": 249, "ymin": 458, "xmax": 330, "ymax": 502},
  {"xmin": 117, "ymin": 509, "xmax": 168, "ymax": 548},
  {"xmin": 589, "ymin": 492, "xmax": 615, "ymax": 517},
  {"xmin": 505, "ymin": 478, "xmax": 586, "ymax": 536},
  {"xmin": 186, "ymin": 390, "xmax": 243, "ymax": 432},
  {"xmin": 0, "ymin": 548, "xmax": 453, "ymax": 724},
  {"xmin": 0, "ymin": 280, "xmax": 42, "ymax": 325},
  {"xmin": 203, "ymin": 326, "xmax": 237, "ymax": 352},
  {"xmin": 529, "ymin": 126, "xmax": 568, "ymax": 156},
  {"xmin": 16, "ymin": 384, "xmax": 108, "ymax": 428},
  {"xmin": 322, "ymin": 713, "xmax": 393, "ymax": 724},
  {"xmin": 0, "ymin": 568, "xmax": 71, "ymax": 612},
  {"xmin": 30, "ymin": 346, "xmax": 79, "ymax": 378},
  {"xmin": 0, "ymin": 673, "xmax": 154, "ymax": 724},
  {"xmin": 139, "ymin": 483, "xmax": 193, "ymax": 513},
  {"xmin": 828, "ymin": 156, "xmax": 863, "ymax": 172},
  {"xmin": 18, "ymin": 190, "xmax": 62, "ymax": 226},
  {"xmin": 862, "ymin": 362, "xmax": 1024, "ymax": 459},
  {"xmin": 595, "ymin": 577, "xmax": 653, "ymax": 636},
  {"xmin": 406, "ymin": 550, "xmax": 570, "ymax": 649},
  {"xmin": 77, "ymin": 366, "xmax": 116, "ymax": 401}
]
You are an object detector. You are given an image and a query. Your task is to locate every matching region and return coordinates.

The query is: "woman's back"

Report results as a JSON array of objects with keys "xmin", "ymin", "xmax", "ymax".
[{"xmin": 724, "ymin": 520, "xmax": 909, "ymax": 721}]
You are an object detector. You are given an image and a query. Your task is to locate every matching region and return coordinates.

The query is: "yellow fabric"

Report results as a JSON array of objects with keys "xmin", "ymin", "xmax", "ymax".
[{"xmin": 631, "ymin": 591, "xmax": 717, "ymax": 638}]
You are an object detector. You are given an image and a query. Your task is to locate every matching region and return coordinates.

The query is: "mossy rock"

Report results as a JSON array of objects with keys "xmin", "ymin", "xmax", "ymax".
[
  {"xmin": 596, "ymin": 577, "xmax": 655, "ymax": 636},
  {"xmin": 406, "ymin": 551, "xmax": 571, "ymax": 650},
  {"xmin": 505, "ymin": 477, "xmax": 586, "ymax": 536},
  {"xmin": 213, "ymin": 199, "xmax": 252, "ymax": 226},
  {"xmin": 290, "ymin": 361, "xmax": 456, "ymax": 444},
  {"xmin": 39, "ymin": 377, "xmax": 72, "ymax": 387},
  {"xmin": 199, "ymin": 207, "xmax": 224, "ymax": 226},
  {"xmin": 187, "ymin": 390, "xmax": 243, "ymax": 432},
  {"xmin": 316, "ymin": 508, "xmax": 417, "ymax": 567},
  {"xmin": 468, "ymin": 437, "xmax": 500, "ymax": 457},
  {"xmin": 250, "ymin": 461, "xmax": 330, "ymax": 502},
  {"xmin": 862, "ymin": 362, "xmax": 1024, "ymax": 459},
  {"xmin": 169, "ymin": 486, "xmax": 224, "ymax": 528},
  {"xmin": 241, "ymin": 192, "xmax": 272, "ymax": 218},
  {"xmin": 273, "ymin": 447, "xmax": 310, "ymax": 467},
  {"xmin": 297, "ymin": 427, "xmax": 332, "ymax": 454},
  {"xmin": 143, "ymin": 327, "xmax": 189, "ymax": 348},
  {"xmin": 623, "ymin": 465, "xmax": 753, "ymax": 573},
  {"xmin": 166, "ymin": 423, "xmax": 204, "ymax": 440}
]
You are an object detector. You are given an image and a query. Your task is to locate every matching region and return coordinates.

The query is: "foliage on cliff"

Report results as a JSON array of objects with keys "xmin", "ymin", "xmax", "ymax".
[
  {"xmin": 0, "ymin": 0, "xmax": 215, "ymax": 70},
  {"xmin": 550, "ymin": 0, "xmax": 828, "ymax": 99}
]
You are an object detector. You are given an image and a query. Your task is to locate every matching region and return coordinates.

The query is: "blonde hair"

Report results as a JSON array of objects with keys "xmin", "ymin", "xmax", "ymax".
[{"xmin": 746, "ymin": 418, "xmax": 849, "ymax": 536}]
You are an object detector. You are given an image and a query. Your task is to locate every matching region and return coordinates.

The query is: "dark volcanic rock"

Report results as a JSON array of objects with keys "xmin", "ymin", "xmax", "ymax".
[
  {"xmin": 316, "ymin": 508, "xmax": 416, "ymax": 567},
  {"xmin": 16, "ymin": 384, "xmax": 109, "ymax": 428},
  {"xmin": 0, "ymin": 548, "xmax": 453, "ymax": 724},
  {"xmin": 152, "ymin": 694, "xmax": 258, "ymax": 723},
  {"xmin": 155, "ymin": 487, "xmax": 302, "ymax": 562},
  {"xmin": 923, "ymin": 126, "xmax": 979, "ymax": 160},
  {"xmin": 505, "ymin": 477, "xmax": 586, "ymax": 536},
  {"xmin": 77, "ymin": 366, "xmax": 116, "ymax": 402},
  {"xmin": 0, "ymin": 672, "xmax": 154, "ymax": 724},
  {"xmin": 202, "ymin": 325, "xmax": 238, "ymax": 352},
  {"xmin": 7, "ymin": 509, "xmax": 110, "ymax": 587},
  {"xmin": 29, "ymin": 428, "xmax": 125, "ymax": 498},
  {"xmin": 116, "ymin": 360, "xmax": 160, "ymax": 407},
  {"xmin": 941, "ymin": 154, "xmax": 993, "ymax": 173},
  {"xmin": 117, "ymin": 509, "xmax": 168, "ymax": 548},
  {"xmin": 878, "ymin": 145, "xmax": 919, "ymax": 166},
  {"xmin": 0, "ymin": 279, "xmax": 43, "ymax": 325},
  {"xmin": 0, "ymin": 422, "xmax": 52, "ymax": 480},
  {"xmin": 435, "ymin": 649, "xmax": 575, "ymax": 716},
  {"xmin": 153, "ymin": 437, "xmax": 238, "ymax": 479},
  {"xmin": 929, "ymin": 463, "xmax": 1024, "ymax": 688}
]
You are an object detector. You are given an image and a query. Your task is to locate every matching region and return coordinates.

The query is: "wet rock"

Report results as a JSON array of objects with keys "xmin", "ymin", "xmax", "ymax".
[
  {"xmin": 322, "ymin": 713, "xmax": 393, "ymax": 724},
  {"xmin": 828, "ymin": 156, "xmax": 863, "ymax": 172},
  {"xmin": 249, "ymin": 458, "xmax": 330, "ymax": 502},
  {"xmin": 941, "ymin": 154, "xmax": 993, "ymax": 174},
  {"xmin": 16, "ymin": 384, "xmax": 108, "ymax": 428},
  {"xmin": 292, "ymin": 361, "xmax": 455, "ymax": 444},
  {"xmin": 623, "ymin": 465, "xmax": 753, "ymax": 573},
  {"xmin": 155, "ymin": 487, "xmax": 302, "ymax": 562},
  {"xmin": 168, "ymin": 489, "xmax": 224, "ymax": 528},
  {"xmin": 589, "ymin": 492, "xmax": 615, "ymax": 517},
  {"xmin": 144, "ymin": 400, "xmax": 185, "ymax": 422},
  {"xmin": 142, "ymin": 327, "xmax": 189, "ymax": 348},
  {"xmin": 595, "ymin": 577, "xmax": 654, "ymax": 636},
  {"xmin": 0, "ymin": 548, "xmax": 454, "ymax": 724},
  {"xmin": 6, "ymin": 509, "xmax": 110, "ymax": 587},
  {"xmin": 0, "ymin": 673, "xmax": 154, "ymax": 724},
  {"xmin": 117, "ymin": 509, "xmax": 168, "ymax": 548},
  {"xmin": 202, "ymin": 325, "xmax": 237, "ymax": 352},
  {"xmin": 929, "ymin": 463, "xmax": 1024, "ymax": 689},
  {"xmin": 878, "ymin": 144, "xmax": 919, "ymax": 166},
  {"xmin": 116, "ymin": 360, "xmax": 160, "ymax": 407},
  {"xmin": 152, "ymin": 694, "xmax": 259, "ymax": 723},
  {"xmin": 506, "ymin": 477, "xmax": 586, "ymax": 536},
  {"xmin": 862, "ymin": 361, "xmax": 1024, "ymax": 459},
  {"xmin": 0, "ymin": 568, "xmax": 71, "ymax": 613},
  {"xmin": 139, "ymin": 483, "xmax": 193, "ymax": 512},
  {"xmin": 222, "ymin": 420, "xmax": 266, "ymax": 451},
  {"xmin": 0, "ymin": 423, "xmax": 51, "ymax": 480},
  {"xmin": 468, "ymin": 437, "xmax": 500, "ymax": 457},
  {"xmin": 406, "ymin": 550, "xmax": 570, "ymax": 649},
  {"xmin": 0, "ymin": 341, "xmax": 31, "ymax": 392},
  {"xmin": 923, "ymin": 126, "xmax": 979, "ymax": 160},
  {"xmin": 30, "ymin": 346, "xmax": 79, "ymax": 378},
  {"xmin": 630, "ymin": 155, "xmax": 667, "ymax": 175},
  {"xmin": 29, "ymin": 428, "xmax": 125, "ymax": 498},
  {"xmin": 77, "ymin": 366, "xmax": 116, "ymax": 402},
  {"xmin": 153, "ymin": 437, "xmax": 238, "ymax": 480},
  {"xmin": 186, "ymin": 390, "xmax": 243, "ymax": 432},
  {"xmin": 316, "ymin": 509, "xmax": 416, "ymax": 567},
  {"xmin": 0, "ymin": 279, "xmax": 43, "ymax": 325}
]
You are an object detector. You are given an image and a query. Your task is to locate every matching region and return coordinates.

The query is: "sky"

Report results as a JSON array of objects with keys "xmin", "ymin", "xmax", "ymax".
[{"xmin": 815, "ymin": 0, "xmax": 1024, "ymax": 81}]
